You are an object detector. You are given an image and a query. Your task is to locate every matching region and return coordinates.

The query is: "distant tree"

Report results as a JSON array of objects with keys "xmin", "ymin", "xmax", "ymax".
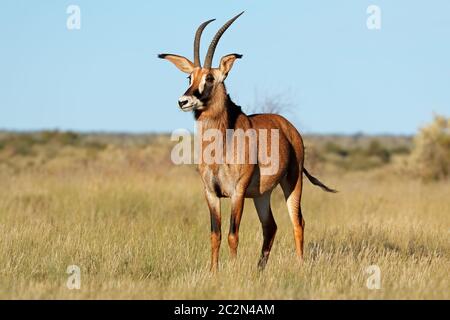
[{"xmin": 247, "ymin": 92, "xmax": 296, "ymax": 117}]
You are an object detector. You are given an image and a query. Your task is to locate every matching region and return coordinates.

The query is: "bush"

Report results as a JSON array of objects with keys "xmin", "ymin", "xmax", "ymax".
[
  {"xmin": 366, "ymin": 140, "xmax": 391, "ymax": 164},
  {"xmin": 3, "ymin": 134, "xmax": 36, "ymax": 156},
  {"xmin": 324, "ymin": 142, "xmax": 349, "ymax": 157},
  {"xmin": 39, "ymin": 130, "xmax": 80, "ymax": 146},
  {"xmin": 410, "ymin": 115, "xmax": 450, "ymax": 181},
  {"xmin": 391, "ymin": 146, "xmax": 410, "ymax": 155},
  {"xmin": 304, "ymin": 144, "xmax": 323, "ymax": 172},
  {"xmin": 323, "ymin": 139, "xmax": 392, "ymax": 170}
]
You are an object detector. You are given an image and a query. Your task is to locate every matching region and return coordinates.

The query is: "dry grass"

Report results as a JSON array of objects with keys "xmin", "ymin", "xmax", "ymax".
[{"xmin": 0, "ymin": 153, "xmax": 448, "ymax": 299}]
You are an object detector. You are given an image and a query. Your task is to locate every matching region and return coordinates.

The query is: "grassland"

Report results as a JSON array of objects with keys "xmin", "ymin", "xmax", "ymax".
[{"xmin": 0, "ymin": 132, "xmax": 448, "ymax": 299}]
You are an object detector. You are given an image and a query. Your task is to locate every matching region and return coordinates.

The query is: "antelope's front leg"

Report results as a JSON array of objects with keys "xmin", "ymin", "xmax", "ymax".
[
  {"xmin": 228, "ymin": 193, "xmax": 245, "ymax": 259},
  {"xmin": 205, "ymin": 190, "xmax": 221, "ymax": 272}
]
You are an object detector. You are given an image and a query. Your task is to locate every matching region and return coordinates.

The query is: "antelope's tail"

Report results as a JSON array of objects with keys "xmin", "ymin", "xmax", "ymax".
[{"xmin": 303, "ymin": 168, "xmax": 337, "ymax": 193}]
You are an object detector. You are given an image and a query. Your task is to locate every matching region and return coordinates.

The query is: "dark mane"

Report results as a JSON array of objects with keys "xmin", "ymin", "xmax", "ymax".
[{"xmin": 226, "ymin": 94, "xmax": 243, "ymax": 130}]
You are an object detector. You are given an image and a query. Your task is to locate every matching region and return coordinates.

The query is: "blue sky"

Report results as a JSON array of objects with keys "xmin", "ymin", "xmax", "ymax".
[{"xmin": 0, "ymin": 0, "xmax": 449, "ymax": 134}]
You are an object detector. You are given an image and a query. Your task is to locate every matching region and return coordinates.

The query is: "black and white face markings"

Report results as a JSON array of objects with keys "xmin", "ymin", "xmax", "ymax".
[{"xmin": 178, "ymin": 70, "xmax": 218, "ymax": 112}]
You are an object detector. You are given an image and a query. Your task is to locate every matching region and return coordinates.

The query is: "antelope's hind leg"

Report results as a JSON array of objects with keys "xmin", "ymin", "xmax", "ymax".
[
  {"xmin": 281, "ymin": 173, "xmax": 305, "ymax": 263},
  {"xmin": 253, "ymin": 192, "xmax": 277, "ymax": 270}
]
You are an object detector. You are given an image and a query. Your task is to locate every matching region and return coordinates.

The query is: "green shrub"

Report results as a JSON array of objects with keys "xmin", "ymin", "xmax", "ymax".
[
  {"xmin": 39, "ymin": 130, "xmax": 80, "ymax": 146},
  {"xmin": 324, "ymin": 142, "xmax": 349, "ymax": 157},
  {"xmin": 5, "ymin": 134, "xmax": 36, "ymax": 156},
  {"xmin": 57, "ymin": 131, "xmax": 80, "ymax": 145},
  {"xmin": 366, "ymin": 139, "xmax": 391, "ymax": 164},
  {"xmin": 323, "ymin": 139, "xmax": 392, "ymax": 170},
  {"xmin": 391, "ymin": 146, "xmax": 411, "ymax": 155}
]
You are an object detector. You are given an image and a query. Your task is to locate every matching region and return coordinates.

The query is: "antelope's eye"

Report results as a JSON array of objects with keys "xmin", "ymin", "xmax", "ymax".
[{"xmin": 206, "ymin": 75, "xmax": 214, "ymax": 83}]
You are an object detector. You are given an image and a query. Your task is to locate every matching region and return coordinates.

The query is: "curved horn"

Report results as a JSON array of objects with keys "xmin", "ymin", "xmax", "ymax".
[
  {"xmin": 193, "ymin": 19, "xmax": 215, "ymax": 67},
  {"xmin": 204, "ymin": 11, "xmax": 244, "ymax": 69}
]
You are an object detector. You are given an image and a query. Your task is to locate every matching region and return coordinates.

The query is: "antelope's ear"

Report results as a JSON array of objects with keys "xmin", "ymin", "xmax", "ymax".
[
  {"xmin": 219, "ymin": 53, "xmax": 242, "ymax": 77},
  {"xmin": 158, "ymin": 54, "xmax": 195, "ymax": 74}
]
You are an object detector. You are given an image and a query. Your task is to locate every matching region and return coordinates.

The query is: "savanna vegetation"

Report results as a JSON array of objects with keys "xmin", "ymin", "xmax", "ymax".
[{"xmin": 0, "ymin": 115, "xmax": 448, "ymax": 299}]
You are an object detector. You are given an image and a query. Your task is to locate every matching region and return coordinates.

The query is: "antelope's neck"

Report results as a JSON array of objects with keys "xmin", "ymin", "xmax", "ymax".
[{"xmin": 195, "ymin": 84, "xmax": 243, "ymax": 133}]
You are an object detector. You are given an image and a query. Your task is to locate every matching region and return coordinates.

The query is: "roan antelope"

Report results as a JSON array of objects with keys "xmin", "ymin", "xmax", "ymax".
[{"xmin": 159, "ymin": 12, "xmax": 336, "ymax": 271}]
